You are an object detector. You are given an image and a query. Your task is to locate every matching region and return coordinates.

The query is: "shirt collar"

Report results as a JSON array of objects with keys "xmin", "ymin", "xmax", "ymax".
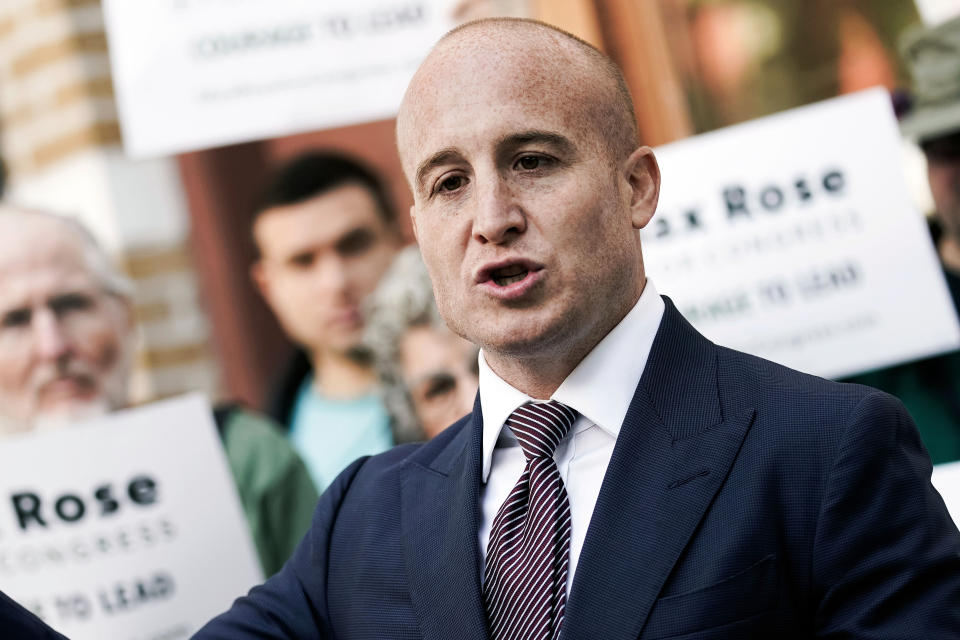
[{"xmin": 479, "ymin": 280, "xmax": 665, "ymax": 481}]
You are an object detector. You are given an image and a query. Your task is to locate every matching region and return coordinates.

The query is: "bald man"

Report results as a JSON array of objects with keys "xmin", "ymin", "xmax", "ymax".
[{"xmin": 195, "ymin": 19, "xmax": 960, "ymax": 639}]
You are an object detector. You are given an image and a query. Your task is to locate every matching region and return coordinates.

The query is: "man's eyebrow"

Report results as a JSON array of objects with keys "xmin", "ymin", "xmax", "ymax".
[
  {"xmin": 0, "ymin": 305, "xmax": 31, "ymax": 325},
  {"xmin": 410, "ymin": 369, "xmax": 456, "ymax": 389},
  {"xmin": 413, "ymin": 132, "xmax": 576, "ymax": 193},
  {"xmin": 498, "ymin": 130, "xmax": 575, "ymax": 155},
  {"xmin": 335, "ymin": 226, "xmax": 374, "ymax": 250},
  {"xmin": 415, "ymin": 148, "xmax": 462, "ymax": 193}
]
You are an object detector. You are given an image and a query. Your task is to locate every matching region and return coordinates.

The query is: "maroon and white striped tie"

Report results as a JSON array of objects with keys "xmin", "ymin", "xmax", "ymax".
[{"xmin": 484, "ymin": 400, "xmax": 577, "ymax": 640}]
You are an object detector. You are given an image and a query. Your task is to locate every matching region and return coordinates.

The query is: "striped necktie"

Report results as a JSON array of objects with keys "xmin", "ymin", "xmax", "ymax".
[{"xmin": 484, "ymin": 400, "xmax": 578, "ymax": 640}]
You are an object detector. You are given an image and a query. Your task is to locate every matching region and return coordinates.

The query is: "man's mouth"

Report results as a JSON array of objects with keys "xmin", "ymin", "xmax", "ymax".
[
  {"xmin": 491, "ymin": 264, "xmax": 530, "ymax": 287},
  {"xmin": 37, "ymin": 374, "xmax": 96, "ymax": 403},
  {"xmin": 475, "ymin": 259, "xmax": 544, "ymax": 299},
  {"xmin": 476, "ymin": 259, "xmax": 543, "ymax": 285},
  {"xmin": 329, "ymin": 306, "xmax": 362, "ymax": 327}
]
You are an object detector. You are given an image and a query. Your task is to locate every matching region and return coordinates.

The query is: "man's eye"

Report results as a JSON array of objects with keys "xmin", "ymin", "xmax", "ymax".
[
  {"xmin": 423, "ymin": 374, "xmax": 456, "ymax": 399},
  {"xmin": 437, "ymin": 175, "xmax": 465, "ymax": 193},
  {"xmin": 516, "ymin": 155, "xmax": 545, "ymax": 170},
  {"xmin": 50, "ymin": 293, "xmax": 93, "ymax": 317},
  {"xmin": 289, "ymin": 253, "xmax": 315, "ymax": 268},
  {"xmin": 1, "ymin": 309, "xmax": 31, "ymax": 328},
  {"xmin": 338, "ymin": 229, "xmax": 375, "ymax": 257}
]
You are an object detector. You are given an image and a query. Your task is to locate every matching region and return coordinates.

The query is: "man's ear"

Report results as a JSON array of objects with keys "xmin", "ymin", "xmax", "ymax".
[
  {"xmin": 250, "ymin": 260, "xmax": 271, "ymax": 304},
  {"xmin": 409, "ymin": 205, "xmax": 420, "ymax": 243},
  {"xmin": 625, "ymin": 146, "xmax": 660, "ymax": 230}
]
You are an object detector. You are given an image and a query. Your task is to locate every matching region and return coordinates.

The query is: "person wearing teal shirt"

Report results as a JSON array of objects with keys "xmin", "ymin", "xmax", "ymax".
[
  {"xmin": 288, "ymin": 375, "xmax": 393, "ymax": 489},
  {"xmin": 252, "ymin": 152, "xmax": 406, "ymax": 489}
]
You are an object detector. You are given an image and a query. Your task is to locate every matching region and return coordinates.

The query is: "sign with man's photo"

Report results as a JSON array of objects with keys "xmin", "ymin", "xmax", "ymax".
[
  {"xmin": 645, "ymin": 88, "xmax": 960, "ymax": 380},
  {"xmin": 0, "ymin": 394, "xmax": 263, "ymax": 640}
]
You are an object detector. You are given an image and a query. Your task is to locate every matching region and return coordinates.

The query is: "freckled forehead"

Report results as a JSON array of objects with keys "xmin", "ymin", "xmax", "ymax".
[{"xmin": 397, "ymin": 27, "xmax": 600, "ymax": 170}]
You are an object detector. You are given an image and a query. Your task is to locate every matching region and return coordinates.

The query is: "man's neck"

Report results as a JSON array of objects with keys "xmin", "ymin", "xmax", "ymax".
[
  {"xmin": 482, "ymin": 286, "xmax": 645, "ymax": 400},
  {"xmin": 310, "ymin": 348, "xmax": 377, "ymax": 400},
  {"xmin": 481, "ymin": 349, "xmax": 588, "ymax": 400}
]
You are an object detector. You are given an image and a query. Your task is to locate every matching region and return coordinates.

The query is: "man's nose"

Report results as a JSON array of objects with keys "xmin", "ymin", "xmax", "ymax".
[
  {"xmin": 33, "ymin": 309, "xmax": 71, "ymax": 362},
  {"xmin": 471, "ymin": 177, "xmax": 526, "ymax": 244},
  {"xmin": 314, "ymin": 255, "xmax": 349, "ymax": 295}
]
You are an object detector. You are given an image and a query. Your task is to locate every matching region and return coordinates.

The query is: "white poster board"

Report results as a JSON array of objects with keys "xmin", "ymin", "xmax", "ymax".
[
  {"xmin": 644, "ymin": 88, "xmax": 960, "ymax": 379},
  {"xmin": 933, "ymin": 462, "xmax": 960, "ymax": 527},
  {"xmin": 914, "ymin": 0, "xmax": 960, "ymax": 26},
  {"xmin": 102, "ymin": 0, "xmax": 457, "ymax": 158},
  {"xmin": 0, "ymin": 394, "xmax": 263, "ymax": 639}
]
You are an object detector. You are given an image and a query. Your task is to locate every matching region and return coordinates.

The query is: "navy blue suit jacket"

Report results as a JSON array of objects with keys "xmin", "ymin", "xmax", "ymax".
[
  {"xmin": 0, "ymin": 590, "xmax": 68, "ymax": 640},
  {"xmin": 195, "ymin": 298, "xmax": 960, "ymax": 639}
]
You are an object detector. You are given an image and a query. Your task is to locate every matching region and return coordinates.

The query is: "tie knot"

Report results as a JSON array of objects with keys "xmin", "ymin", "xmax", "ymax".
[{"xmin": 505, "ymin": 400, "xmax": 577, "ymax": 461}]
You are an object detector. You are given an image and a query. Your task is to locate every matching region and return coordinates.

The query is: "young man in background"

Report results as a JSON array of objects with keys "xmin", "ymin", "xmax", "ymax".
[{"xmin": 252, "ymin": 152, "xmax": 403, "ymax": 490}]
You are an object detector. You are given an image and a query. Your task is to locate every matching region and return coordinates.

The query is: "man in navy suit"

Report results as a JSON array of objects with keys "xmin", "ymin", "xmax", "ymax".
[{"xmin": 195, "ymin": 18, "xmax": 960, "ymax": 639}]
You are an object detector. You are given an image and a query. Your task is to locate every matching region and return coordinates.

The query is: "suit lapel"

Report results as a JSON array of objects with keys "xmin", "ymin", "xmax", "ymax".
[
  {"xmin": 561, "ymin": 299, "xmax": 755, "ymax": 640},
  {"xmin": 400, "ymin": 399, "xmax": 489, "ymax": 640}
]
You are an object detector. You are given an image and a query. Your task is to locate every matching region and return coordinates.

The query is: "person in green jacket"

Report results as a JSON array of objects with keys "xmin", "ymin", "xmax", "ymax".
[
  {"xmin": 0, "ymin": 205, "xmax": 317, "ymax": 576},
  {"xmin": 214, "ymin": 405, "xmax": 318, "ymax": 575}
]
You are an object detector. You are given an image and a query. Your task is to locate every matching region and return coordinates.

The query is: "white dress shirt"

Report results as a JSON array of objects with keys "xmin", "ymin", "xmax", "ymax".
[{"xmin": 478, "ymin": 280, "xmax": 665, "ymax": 596}]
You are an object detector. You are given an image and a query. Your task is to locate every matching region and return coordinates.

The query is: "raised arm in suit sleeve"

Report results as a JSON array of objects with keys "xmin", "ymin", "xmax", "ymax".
[
  {"xmin": 192, "ymin": 456, "xmax": 369, "ymax": 640},
  {"xmin": 0, "ymin": 590, "xmax": 69, "ymax": 640},
  {"xmin": 813, "ymin": 391, "xmax": 960, "ymax": 638}
]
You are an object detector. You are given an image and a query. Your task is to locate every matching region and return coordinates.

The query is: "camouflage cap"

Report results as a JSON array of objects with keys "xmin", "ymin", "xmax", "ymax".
[{"xmin": 900, "ymin": 15, "xmax": 960, "ymax": 142}]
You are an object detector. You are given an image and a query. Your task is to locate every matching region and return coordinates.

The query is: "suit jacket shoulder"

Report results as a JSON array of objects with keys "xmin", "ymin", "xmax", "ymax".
[
  {"xmin": 0, "ymin": 591, "xmax": 68, "ymax": 640},
  {"xmin": 622, "ymin": 300, "xmax": 960, "ymax": 638}
]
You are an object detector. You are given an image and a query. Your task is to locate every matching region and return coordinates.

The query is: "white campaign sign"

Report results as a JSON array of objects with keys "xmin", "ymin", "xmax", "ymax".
[
  {"xmin": 0, "ymin": 394, "xmax": 263, "ymax": 639},
  {"xmin": 933, "ymin": 462, "xmax": 960, "ymax": 527},
  {"xmin": 914, "ymin": 0, "xmax": 960, "ymax": 26},
  {"xmin": 645, "ymin": 88, "xmax": 960, "ymax": 379},
  {"xmin": 102, "ymin": 0, "xmax": 457, "ymax": 157}
]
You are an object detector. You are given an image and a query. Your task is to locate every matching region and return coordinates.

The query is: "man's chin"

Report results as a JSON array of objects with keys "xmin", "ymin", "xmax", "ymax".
[
  {"xmin": 471, "ymin": 313, "xmax": 570, "ymax": 355},
  {"xmin": 478, "ymin": 332, "xmax": 559, "ymax": 360}
]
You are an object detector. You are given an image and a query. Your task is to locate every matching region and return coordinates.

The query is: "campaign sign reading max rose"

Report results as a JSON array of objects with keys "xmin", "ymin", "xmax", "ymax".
[
  {"xmin": 102, "ymin": 0, "xmax": 457, "ymax": 157},
  {"xmin": 0, "ymin": 394, "xmax": 263, "ymax": 639},
  {"xmin": 644, "ymin": 88, "xmax": 960, "ymax": 379}
]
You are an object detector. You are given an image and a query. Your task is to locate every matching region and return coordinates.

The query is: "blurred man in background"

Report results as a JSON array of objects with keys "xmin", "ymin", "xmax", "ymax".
[
  {"xmin": 848, "ymin": 16, "xmax": 960, "ymax": 465},
  {"xmin": 0, "ymin": 206, "xmax": 318, "ymax": 576},
  {"xmin": 364, "ymin": 246, "xmax": 479, "ymax": 439},
  {"xmin": 252, "ymin": 152, "xmax": 403, "ymax": 490}
]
